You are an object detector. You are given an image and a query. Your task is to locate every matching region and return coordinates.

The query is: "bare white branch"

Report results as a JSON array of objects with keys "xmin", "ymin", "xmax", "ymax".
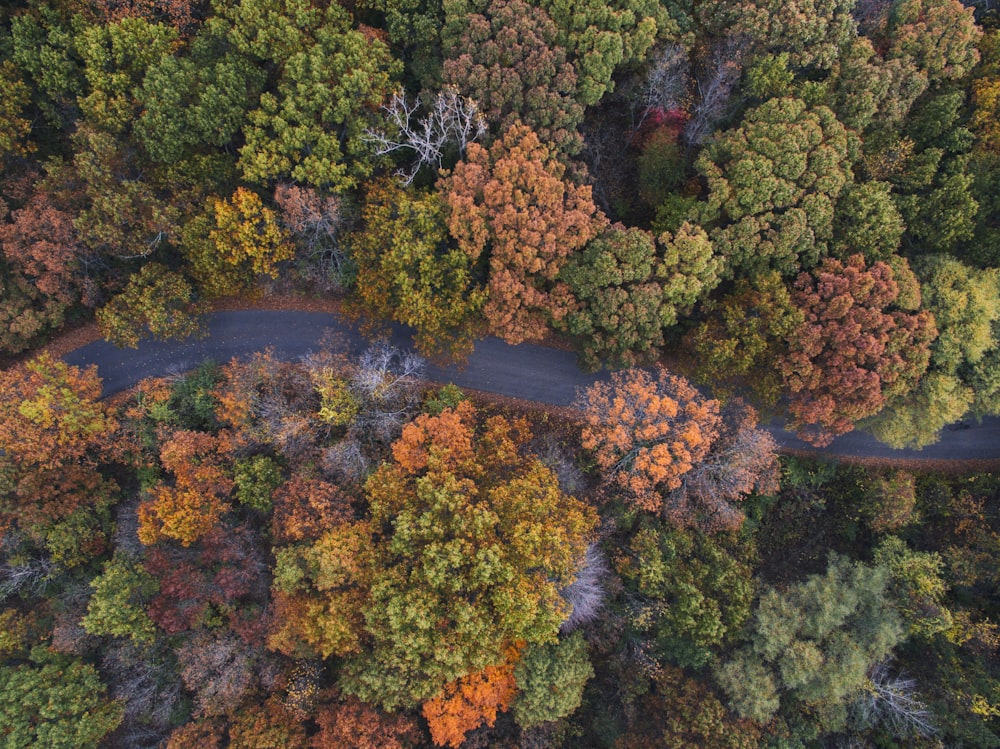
[{"xmin": 365, "ymin": 87, "xmax": 487, "ymax": 185}]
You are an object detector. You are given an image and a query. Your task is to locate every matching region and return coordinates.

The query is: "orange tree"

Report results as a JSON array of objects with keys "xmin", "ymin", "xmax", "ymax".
[
  {"xmin": 440, "ymin": 121, "xmax": 605, "ymax": 344},
  {"xmin": 577, "ymin": 369, "xmax": 777, "ymax": 531},
  {"xmin": 0, "ymin": 354, "xmax": 117, "ymax": 534},
  {"xmin": 780, "ymin": 254, "xmax": 936, "ymax": 446}
]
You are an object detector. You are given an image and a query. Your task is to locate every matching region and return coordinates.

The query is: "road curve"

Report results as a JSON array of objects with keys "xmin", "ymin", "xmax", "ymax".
[{"xmin": 62, "ymin": 309, "xmax": 1000, "ymax": 463}]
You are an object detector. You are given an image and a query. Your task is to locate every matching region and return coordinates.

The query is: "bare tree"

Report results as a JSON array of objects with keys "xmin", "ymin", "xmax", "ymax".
[
  {"xmin": 274, "ymin": 184, "xmax": 348, "ymax": 291},
  {"xmin": 321, "ymin": 438, "xmax": 370, "ymax": 483},
  {"xmin": 349, "ymin": 342, "xmax": 426, "ymax": 444},
  {"xmin": 853, "ymin": 660, "xmax": 938, "ymax": 739},
  {"xmin": 0, "ymin": 556, "xmax": 57, "ymax": 599},
  {"xmin": 630, "ymin": 42, "xmax": 692, "ymax": 141},
  {"xmin": 364, "ymin": 87, "xmax": 487, "ymax": 185},
  {"xmin": 560, "ymin": 545, "xmax": 609, "ymax": 633},
  {"xmin": 684, "ymin": 36, "xmax": 748, "ymax": 146}
]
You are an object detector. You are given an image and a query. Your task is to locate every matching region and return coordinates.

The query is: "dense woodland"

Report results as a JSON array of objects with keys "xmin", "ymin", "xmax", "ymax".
[{"xmin": 1, "ymin": 0, "xmax": 1000, "ymax": 746}]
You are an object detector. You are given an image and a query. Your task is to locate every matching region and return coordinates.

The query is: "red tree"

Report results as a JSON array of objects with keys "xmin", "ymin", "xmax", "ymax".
[
  {"xmin": 441, "ymin": 122, "xmax": 605, "ymax": 344},
  {"xmin": 781, "ymin": 255, "xmax": 936, "ymax": 445}
]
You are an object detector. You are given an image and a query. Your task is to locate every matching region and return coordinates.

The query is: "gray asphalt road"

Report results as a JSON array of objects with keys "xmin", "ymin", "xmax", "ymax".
[{"xmin": 62, "ymin": 310, "xmax": 1000, "ymax": 463}]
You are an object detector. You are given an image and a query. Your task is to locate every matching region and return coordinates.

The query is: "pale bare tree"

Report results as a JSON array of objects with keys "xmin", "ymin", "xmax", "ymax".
[
  {"xmin": 685, "ymin": 36, "xmax": 748, "ymax": 146},
  {"xmin": 854, "ymin": 660, "xmax": 938, "ymax": 739},
  {"xmin": 560, "ymin": 544, "xmax": 609, "ymax": 633},
  {"xmin": 365, "ymin": 87, "xmax": 487, "ymax": 185}
]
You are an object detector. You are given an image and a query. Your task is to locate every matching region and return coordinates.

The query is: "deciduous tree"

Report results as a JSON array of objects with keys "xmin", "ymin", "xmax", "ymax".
[
  {"xmin": 0, "ymin": 646, "xmax": 123, "ymax": 749},
  {"xmin": 561, "ymin": 223, "xmax": 720, "ymax": 369},
  {"xmin": 312, "ymin": 694, "xmax": 423, "ymax": 749},
  {"xmin": 339, "ymin": 402, "xmax": 596, "ymax": 709},
  {"xmin": 697, "ymin": 97, "xmax": 855, "ymax": 277},
  {"xmin": 577, "ymin": 368, "xmax": 720, "ymax": 513},
  {"xmin": 350, "ymin": 179, "xmax": 485, "ymax": 358},
  {"xmin": 137, "ymin": 430, "xmax": 234, "ymax": 546},
  {"xmin": 687, "ymin": 271, "xmax": 804, "ymax": 408},
  {"xmin": 0, "ymin": 354, "xmax": 117, "ymax": 531},
  {"xmin": 716, "ymin": 555, "xmax": 905, "ymax": 731},
  {"xmin": 513, "ymin": 632, "xmax": 593, "ymax": 728},
  {"xmin": 441, "ymin": 122, "xmax": 605, "ymax": 343},
  {"xmin": 97, "ymin": 263, "xmax": 207, "ymax": 348},
  {"xmin": 781, "ymin": 255, "xmax": 936, "ymax": 446},
  {"xmin": 422, "ymin": 655, "xmax": 518, "ymax": 747},
  {"xmin": 442, "ymin": 0, "xmax": 583, "ymax": 155}
]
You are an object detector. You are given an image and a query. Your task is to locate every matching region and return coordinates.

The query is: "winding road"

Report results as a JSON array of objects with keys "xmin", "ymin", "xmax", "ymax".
[{"xmin": 62, "ymin": 309, "xmax": 1000, "ymax": 464}]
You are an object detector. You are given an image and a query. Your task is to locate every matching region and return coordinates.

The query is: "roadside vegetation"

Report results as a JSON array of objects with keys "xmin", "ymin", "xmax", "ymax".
[{"xmin": 2, "ymin": 0, "xmax": 1000, "ymax": 745}]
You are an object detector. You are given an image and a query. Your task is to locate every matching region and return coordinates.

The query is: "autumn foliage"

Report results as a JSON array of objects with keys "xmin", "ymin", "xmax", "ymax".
[
  {"xmin": 441, "ymin": 122, "xmax": 605, "ymax": 344},
  {"xmin": 578, "ymin": 368, "xmax": 720, "ymax": 511},
  {"xmin": 0, "ymin": 354, "xmax": 116, "ymax": 530},
  {"xmin": 422, "ymin": 654, "xmax": 519, "ymax": 748},
  {"xmin": 137, "ymin": 430, "xmax": 234, "ymax": 546},
  {"xmin": 781, "ymin": 254, "xmax": 937, "ymax": 445}
]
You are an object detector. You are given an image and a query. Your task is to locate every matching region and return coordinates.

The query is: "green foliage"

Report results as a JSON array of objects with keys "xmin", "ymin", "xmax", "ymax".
[
  {"xmin": 717, "ymin": 554, "xmax": 905, "ymax": 731},
  {"xmin": 424, "ymin": 384, "xmax": 467, "ymax": 416},
  {"xmin": 350, "ymin": 180, "xmax": 485, "ymax": 358},
  {"xmin": 513, "ymin": 631, "xmax": 593, "ymax": 729},
  {"xmin": 136, "ymin": 21, "xmax": 266, "ymax": 164},
  {"xmin": 82, "ymin": 553, "xmax": 160, "ymax": 644},
  {"xmin": 561, "ymin": 222, "xmax": 720, "ymax": 369},
  {"xmin": 697, "ymin": 97, "xmax": 855, "ymax": 277},
  {"xmin": 867, "ymin": 256, "xmax": 1000, "ymax": 447},
  {"xmin": 96, "ymin": 263, "xmax": 207, "ymax": 348},
  {"xmin": 619, "ymin": 520, "xmax": 756, "ymax": 668},
  {"xmin": 0, "ymin": 646, "xmax": 123, "ymax": 749},
  {"xmin": 687, "ymin": 271, "xmax": 803, "ymax": 408},
  {"xmin": 226, "ymin": 0, "xmax": 401, "ymax": 189},
  {"xmin": 168, "ymin": 361, "xmax": 222, "ymax": 431},
  {"xmin": 9, "ymin": 9, "xmax": 85, "ymax": 127},
  {"xmin": 745, "ymin": 52, "xmax": 794, "ymax": 100},
  {"xmin": 831, "ymin": 181, "xmax": 905, "ymax": 261},
  {"xmin": 75, "ymin": 17, "xmax": 179, "ymax": 134},
  {"xmin": 234, "ymin": 455, "xmax": 283, "ymax": 512},
  {"xmin": 873, "ymin": 536, "xmax": 953, "ymax": 639}
]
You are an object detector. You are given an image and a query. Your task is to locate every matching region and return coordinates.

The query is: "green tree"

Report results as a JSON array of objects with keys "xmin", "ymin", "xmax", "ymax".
[
  {"xmin": 831, "ymin": 181, "xmax": 905, "ymax": 261},
  {"xmin": 233, "ymin": 455, "xmax": 283, "ymax": 512},
  {"xmin": 561, "ymin": 223, "xmax": 720, "ymax": 369},
  {"xmin": 75, "ymin": 16, "xmax": 178, "ymax": 134},
  {"xmin": 225, "ymin": 0, "xmax": 401, "ymax": 189},
  {"xmin": 533, "ymin": 0, "xmax": 666, "ymax": 105},
  {"xmin": 687, "ymin": 271, "xmax": 804, "ymax": 408},
  {"xmin": 96, "ymin": 263, "xmax": 207, "ymax": 348},
  {"xmin": 885, "ymin": 0, "xmax": 982, "ymax": 86},
  {"xmin": 619, "ymin": 520, "xmax": 756, "ymax": 668},
  {"xmin": 697, "ymin": 97, "xmax": 855, "ymax": 277},
  {"xmin": 733, "ymin": 0, "xmax": 857, "ymax": 70},
  {"xmin": 0, "ymin": 646, "xmax": 124, "ymax": 749},
  {"xmin": 867, "ymin": 256, "xmax": 1000, "ymax": 448},
  {"xmin": 716, "ymin": 555, "xmax": 906, "ymax": 732},
  {"xmin": 82, "ymin": 552, "xmax": 160, "ymax": 644},
  {"xmin": 512, "ymin": 631, "xmax": 593, "ymax": 728},
  {"xmin": 136, "ymin": 20, "xmax": 266, "ymax": 164},
  {"xmin": 339, "ymin": 402, "xmax": 596, "ymax": 709},
  {"xmin": 349, "ymin": 179, "xmax": 485, "ymax": 358}
]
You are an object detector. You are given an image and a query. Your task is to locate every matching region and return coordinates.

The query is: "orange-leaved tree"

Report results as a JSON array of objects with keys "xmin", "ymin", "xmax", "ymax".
[
  {"xmin": 422, "ymin": 651, "xmax": 519, "ymax": 748},
  {"xmin": 137, "ymin": 430, "xmax": 234, "ymax": 546},
  {"xmin": 0, "ymin": 353, "xmax": 117, "ymax": 532},
  {"xmin": 578, "ymin": 368, "xmax": 720, "ymax": 513},
  {"xmin": 780, "ymin": 254, "xmax": 937, "ymax": 445},
  {"xmin": 578, "ymin": 370, "xmax": 778, "ymax": 531},
  {"xmin": 440, "ymin": 121, "xmax": 605, "ymax": 344}
]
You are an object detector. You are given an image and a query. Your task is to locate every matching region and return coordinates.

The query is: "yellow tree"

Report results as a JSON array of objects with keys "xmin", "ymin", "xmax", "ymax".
[{"xmin": 185, "ymin": 187, "xmax": 294, "ymax": 298}]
